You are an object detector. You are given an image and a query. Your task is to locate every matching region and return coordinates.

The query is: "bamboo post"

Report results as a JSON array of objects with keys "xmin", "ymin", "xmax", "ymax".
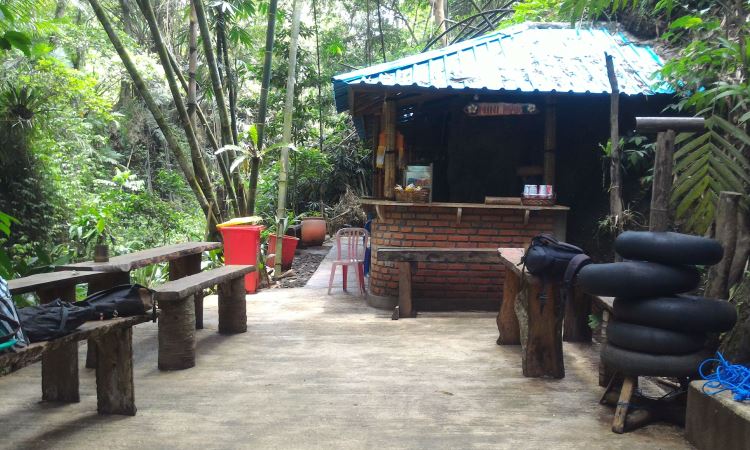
[
  {"xmin": 274, "ymin": 0, "xmax": 302, "ymax": 277},
  {"xmin": 605, "ymin": 53, "xmax": 623, "ymax": 226},
  {"xmin": 543, "ymin": 96, "xmax": 556, "ymax": 186},
  {"xmin": 383, "ymin": 100, "xmax": 397, "ymax": 199}
]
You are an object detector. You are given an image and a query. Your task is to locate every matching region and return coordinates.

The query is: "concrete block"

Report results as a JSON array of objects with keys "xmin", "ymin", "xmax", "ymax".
[{"xmin": 686, "ymin": 380, "xmax": 750, "ymax": 450}]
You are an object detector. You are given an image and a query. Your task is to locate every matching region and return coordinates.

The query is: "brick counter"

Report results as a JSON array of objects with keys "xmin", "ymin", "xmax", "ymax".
[{"xmin": 365, "ymin": 201, "xmax": 568, "ymax": 310}]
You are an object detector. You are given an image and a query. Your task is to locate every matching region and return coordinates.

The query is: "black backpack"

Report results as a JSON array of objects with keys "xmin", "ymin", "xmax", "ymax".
[
  {"xmin": 78, "ymin": 284, "xmax": 153, "ymax": 320},
  {"xmin": 521, "ymin": 234, "xmax": 591, "ymax": 309},
  {"xmin": 18, "ymin": 299, "xmax": 92, "ymax": 343}
]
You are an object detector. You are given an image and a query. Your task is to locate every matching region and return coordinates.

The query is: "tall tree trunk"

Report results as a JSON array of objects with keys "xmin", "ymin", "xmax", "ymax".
[
  {"xmin": 274, "ymin": 0, "xmax": 302, "ymax": 277},
  {"xmin": 430, "ymin": 0, "xmax": 447, "ymax": 46},
  {"xmin": 135, "ymin": 0, "xmax": 222, "ymax": 229},
  {"xmin": 86, "ymin": 0, "xmax": 212, "ymax": 222},
  {"xmin": 249, "ymin": 0, "xmax": 279, "ymax": 215},
  {"xmin": 192, "ymin": 0, "xmax": 247, "ymax": 216}
]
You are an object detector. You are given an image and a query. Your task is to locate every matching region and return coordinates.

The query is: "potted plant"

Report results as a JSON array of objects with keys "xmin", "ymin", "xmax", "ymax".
[{"xmin": 70, "ymin": 208, "xmax": 114, "ymax": 263}]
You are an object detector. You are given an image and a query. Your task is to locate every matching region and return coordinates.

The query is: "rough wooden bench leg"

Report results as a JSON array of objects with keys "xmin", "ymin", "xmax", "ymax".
[
  {"xmin": 515, "ymin": 281, "xmax": 564, "ymax": 378},
  {"xmin": 497, "ymin": 269, "xmax": 520, "ymax": 345},
  {"xmin": 41, "ymin": 341, "xmax": 79, "ymax": 402},
  {"xmin": 612, "ymin": 376, "xmax": 636, "ymax": 433},
  {"xmin": 158, "ymin": 295, "xmax": 196, "ymax": 370},
  {"xmin": 96, "ymin": 327, "xmax": 136, "ymax": 415},
  {"xmin": 218, "ymin": 277, "xmax": 247, "ymax": 334},
  {"xmin": 37, "ymin": 284, "xmax": 80, "ymax": 402},
  {"xmin": 563, "ymin": 290, "xmax": 592, "ymax": 343},
  {"xmin": 170, "ymin": 253, "xmax": 203, "ymax": 329},
  {"xmin": 85, "ymin": 272, "xmax": 130, "ymax": 369},
  {"xmin": 397, "ymin": 262, "xmax": 413, "ymax": 318}
]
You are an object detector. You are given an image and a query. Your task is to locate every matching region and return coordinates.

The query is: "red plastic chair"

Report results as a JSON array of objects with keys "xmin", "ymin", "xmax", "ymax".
[{"xmin": 327, "ymin": 227, "xmax": 369, "ymax": 296}]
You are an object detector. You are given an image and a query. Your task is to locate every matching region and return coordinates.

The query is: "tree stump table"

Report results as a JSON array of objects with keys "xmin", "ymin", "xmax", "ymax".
[{"xmin": 496, "ymin": 248, "xmax": 567, "ymax": 378}]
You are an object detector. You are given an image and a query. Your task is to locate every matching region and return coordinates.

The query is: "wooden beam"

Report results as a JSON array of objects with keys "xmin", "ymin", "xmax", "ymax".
[
  {"xmin": 383, "ymin": 100, "xmax": 397, "ymax": 199},
  {"xmin": 544, "ymin": 96, "xmax": 556, "ymax": 185},
  {"xmin": 635, "ymin": 117, "xmax": 705, "ymax": 133}
]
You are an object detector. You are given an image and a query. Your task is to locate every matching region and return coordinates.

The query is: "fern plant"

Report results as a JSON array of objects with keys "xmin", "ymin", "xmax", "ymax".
[{"xmin": 672, "ymin": 116, "xmax": 750, "ymax": 234}]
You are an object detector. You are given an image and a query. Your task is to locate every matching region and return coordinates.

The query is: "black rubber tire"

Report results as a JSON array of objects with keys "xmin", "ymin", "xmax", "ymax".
[
  {"xmin": 613, "ymin": 295, "xmax": 737, "ymax": 333},
  {"xmin": 601, "ymin": 343, "xmax": 711, "ymax": 377},
  {"xmin": 607, "ymin": 320, "xmax": 706, "ymax": 355},
  {"xmin": 577, "ymin": 262, "xmax": 700, "ymax": 298},
  {"xmin": 615, "ymin": 231, "xmax": 723, "ymax": 266}
]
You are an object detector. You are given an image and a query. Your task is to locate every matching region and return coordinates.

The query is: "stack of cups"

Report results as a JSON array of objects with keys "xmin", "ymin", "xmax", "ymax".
[{"xmin": 523, "ymin": 185, "xmax": 554, "ymax": 199}]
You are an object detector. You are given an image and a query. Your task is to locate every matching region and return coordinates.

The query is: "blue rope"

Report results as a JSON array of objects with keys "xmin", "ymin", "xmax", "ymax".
[{"xmin": 699, "ymin": 352, "xmax": 750, "ymax": 402}]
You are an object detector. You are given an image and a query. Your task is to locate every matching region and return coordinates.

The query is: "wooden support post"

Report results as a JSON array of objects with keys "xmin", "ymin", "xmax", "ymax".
[
  {"xmin": 514, "ymin": 280, "xmax": 564, "ymax": 378},
  {"xmin": 170, "ymin": 253, "xmax": 203, "ymax": 329},
  {"xmin": 42, "ymin": 341, "xmax": 79, "ymax": 403},
  {"xmin": 612, "ymin": 376, "xmax": 636, "ymax": 433},
  {"xmin": 563, "ymin": 290, "xmax": 592, "ymax": 343},
  {"xmin": 496, "ymin": 269, "xmax": 520, "ymax": 345},
  {"xmin": 649, "ymin": 130, "xmax": 676, "ymax": 232},
  {"xmin": 605, "ymin": 53, "xmax": 623, "ymax": 225},
  {"xmin": 543, "ymin": 96, "xmax": 556, "ymax": 186},
  {"xmin": 397, "ymin": 261, "xmax": 413, "ymax": 318},
  {"xmin": 38, "ymin": 283, "xmax": 80, "ymax": 403},
  {"xmin": 85, "ymin": 271, "xmax": 130, "ymax": 369},
  {"xmin": 158, "ymin": 295, "xmax": 196, "ymax": 370},
  {"xmin": 383, "ymin": 100, "xmax": 397, "ymax": 199},
  {"xmin": 218, "ymin": 277, "xmax": 247, "ymax": 334},
  {"xmin": 95, "ymin": 327, "xmax": 136, "ymax": 415},
  {"xmin": 707, "ymin": 191, "xmax": 742, "ymax": 299}
]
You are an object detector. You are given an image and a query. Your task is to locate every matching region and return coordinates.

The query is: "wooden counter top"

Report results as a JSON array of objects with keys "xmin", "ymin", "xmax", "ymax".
[{"xmin": 359, "ymin": 199, "xmax": 570, "ymax": 212}]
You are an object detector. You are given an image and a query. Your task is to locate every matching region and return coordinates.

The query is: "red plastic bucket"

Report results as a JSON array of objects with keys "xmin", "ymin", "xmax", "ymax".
[
  {"xmin": 219, "ymin": 225, "xmax": 264, "ymax": 294},
  {"xmin": 268, "ymin": 235, "xmax": 300, "ymax": 271}
]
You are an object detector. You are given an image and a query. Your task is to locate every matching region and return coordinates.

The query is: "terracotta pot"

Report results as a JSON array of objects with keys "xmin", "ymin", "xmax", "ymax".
[{"xmin": 301, "ymin": 217, "xmax": 326, "ymax": 247}]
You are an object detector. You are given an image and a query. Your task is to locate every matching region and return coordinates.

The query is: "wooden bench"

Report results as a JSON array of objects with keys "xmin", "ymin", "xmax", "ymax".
[
  {"xmin": 152, "ymin": 264, "xmax": 255, "ymax": 370},
  {"xmin": 0, "ymin": 315, "xmax": 151, "ymax": 415},
  {"xmin": 377, "ymin": 247, "xmax": 502, "ymax": 319}
]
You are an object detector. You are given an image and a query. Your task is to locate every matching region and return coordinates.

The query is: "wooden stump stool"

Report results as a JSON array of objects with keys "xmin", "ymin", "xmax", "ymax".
[
  {"xmin": 218, "ymin": 277, "xmax": 247, "ymax": 334},
  {"xmin": 96, "ymin": 327, "xmax": 137, "ymax": 415},
  {"xmin": 497, "ymin": 248, "xmax": 565, "ymax": 379},
  {"xmin": 158, "ymin": 295, "xmax": 197, "ymax": 370}
]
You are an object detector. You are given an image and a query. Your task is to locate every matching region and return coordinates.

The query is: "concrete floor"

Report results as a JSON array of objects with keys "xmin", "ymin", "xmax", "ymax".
[{"xmin": 0, "ymin": 248, "xmax": 691, "ymax": 449}]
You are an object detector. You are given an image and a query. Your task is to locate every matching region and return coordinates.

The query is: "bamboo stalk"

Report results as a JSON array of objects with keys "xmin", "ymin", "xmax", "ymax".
[
  {"xmin": 86, "ymin": 0, "xmax": 212, "ymax": 220},
  {"xmin": 274, "ymin": 0, "xmax": 302, "ymax": 277}
]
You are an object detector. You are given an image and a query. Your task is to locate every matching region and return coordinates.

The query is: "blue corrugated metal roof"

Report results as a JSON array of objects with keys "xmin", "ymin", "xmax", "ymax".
[{"xmin": 333, "ymin": 23, "xmax": 673, "ymax": 113}]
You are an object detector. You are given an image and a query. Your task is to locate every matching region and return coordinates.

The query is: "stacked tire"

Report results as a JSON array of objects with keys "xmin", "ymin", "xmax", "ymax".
[{"xmin": 577, "ymin": 231, "xmax": 737, "ymax": 378}]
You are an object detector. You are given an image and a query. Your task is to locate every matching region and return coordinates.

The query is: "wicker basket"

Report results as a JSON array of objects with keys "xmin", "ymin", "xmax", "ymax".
[
  {"xmin": 521, "ymin": 195, "xmax": 556, "ymax": 207},
  {"xmin": 395, "ymin": 189, "xmax": 430, "ymax": 203}
]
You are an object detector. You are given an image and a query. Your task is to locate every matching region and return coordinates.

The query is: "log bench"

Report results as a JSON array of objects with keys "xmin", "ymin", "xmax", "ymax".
[
  {"xmin": 152, "ymin": 264, "xmax": 255, "ymax": 370},
  {"xmin": 0, "ymin": 315, "xmax": 151, "ymax": 415},
  {"xmin": 376, "ymin": 247, "xmax": 502, "ymax": 319}
]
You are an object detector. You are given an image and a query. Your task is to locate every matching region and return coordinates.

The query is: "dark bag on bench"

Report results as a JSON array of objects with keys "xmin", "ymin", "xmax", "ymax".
[
  {"xmin": 18, "ymin": 300, "xmax": 92, "ymax": 343},
  {"xmin": 521, "ymin": 234, "xmax": 591, "ymax": 309},
  {"xmin": 77, "ymin": 284, "xmax": 153, "ymax": 320}
]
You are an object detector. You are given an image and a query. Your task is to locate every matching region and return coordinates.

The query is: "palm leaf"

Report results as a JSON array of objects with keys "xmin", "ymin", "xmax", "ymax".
[{"xmin": 672, "ymin": 114, "xmax": 750, "ymax": 234}]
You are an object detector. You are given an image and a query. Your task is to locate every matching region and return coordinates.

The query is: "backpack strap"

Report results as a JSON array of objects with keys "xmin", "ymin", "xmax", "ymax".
[
  {"xmin": 560, "ymin": 254, "xmax": 592, "ymax": 307},
  {"xmin": 0, "ymin": 313, "xmax": 20, "ymax": 344}
]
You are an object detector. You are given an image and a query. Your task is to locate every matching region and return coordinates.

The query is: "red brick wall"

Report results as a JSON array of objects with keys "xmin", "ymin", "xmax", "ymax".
[{"xmin": 369, "ymin": 206, "xmax": 565, "ymax": 309}]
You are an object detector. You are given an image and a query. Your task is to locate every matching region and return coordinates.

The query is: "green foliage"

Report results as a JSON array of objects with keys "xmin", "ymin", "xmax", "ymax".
[{"xmin": 672, "ymin": 116, "xmax": 750, "ymax": 234}]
